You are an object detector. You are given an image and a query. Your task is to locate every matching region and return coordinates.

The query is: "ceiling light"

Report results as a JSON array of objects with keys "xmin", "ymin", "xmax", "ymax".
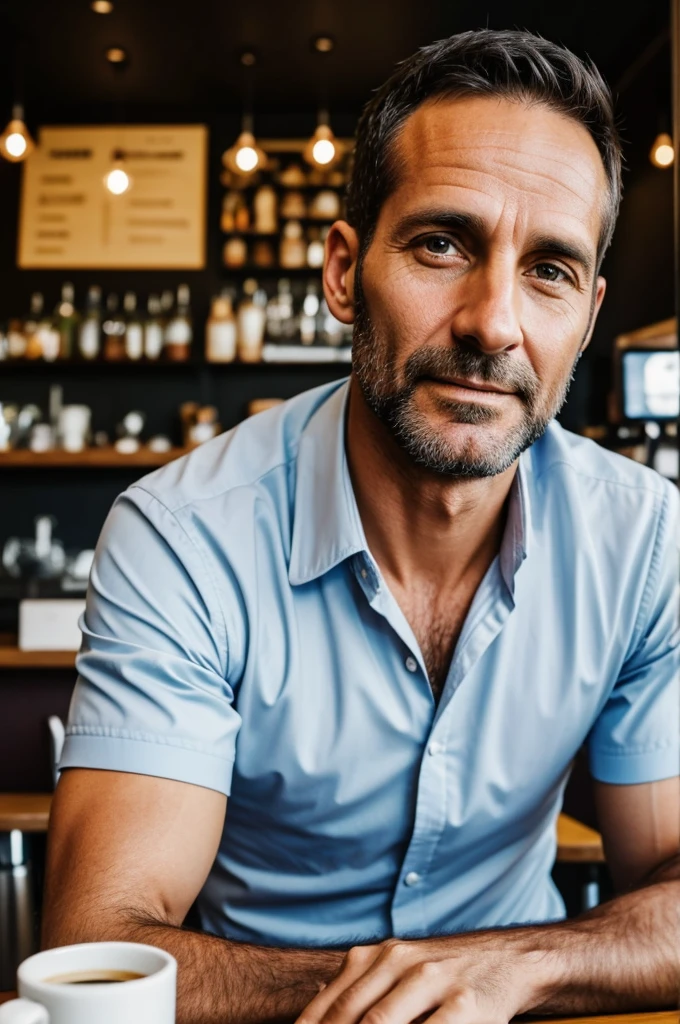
[
  {"xmin": 0, "ymin": 105, "xmax": 35, "ymax": 163},
  {"xmin": 223, "ymin": 129, "xmax": 265, "ymax": 176},
  {"xmin": 91, "ymin": 0, "xmax": 114, "ymax": 12},
  {"xmin": 240, "ymin": 50, "xmax": 256, "ymax": 67},
  {"xmin": 106, "ymin": 46, "xmax": 127, "ymax": 64},
  {"xmin": 104, "ymin": 149, "xmax": 132, "ymax": 195},
  {"xmin": 313, "ymin": 36, "xmax": 335, "ymax": 53},
  {"xmin": 304, "ymin": 121, "xmax": 341, "ymax": 169},
  {"xmin": 650, "ymin": 132, "xmax": 674, "ymax": 168}
]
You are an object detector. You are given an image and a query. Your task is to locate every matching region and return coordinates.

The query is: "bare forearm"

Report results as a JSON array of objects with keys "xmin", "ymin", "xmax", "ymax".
[
  {"xmin": 475, "ymin": 857, "xmax": 680, "ymax": 1015},
  {"xmin": 44, "ymin": 912, "xmax": 345, "ymax": 1024}
]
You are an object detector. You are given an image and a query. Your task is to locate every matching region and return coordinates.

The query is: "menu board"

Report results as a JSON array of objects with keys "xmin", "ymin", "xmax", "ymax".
[{"xmin": 17, "ymin": 125, "xmax": 207, "ymax": 269}]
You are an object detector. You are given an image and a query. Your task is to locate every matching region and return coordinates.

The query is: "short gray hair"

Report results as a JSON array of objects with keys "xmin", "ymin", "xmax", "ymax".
[{"xmin": 346, "ymin": 29, "xmax": 622, "ymax": 269}]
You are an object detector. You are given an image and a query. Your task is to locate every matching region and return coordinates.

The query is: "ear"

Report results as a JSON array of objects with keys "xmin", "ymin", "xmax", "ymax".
[
  {"xmin": 580, "ymin": 276, "xmax": 607, "ymax": 355},
  {"xmin": 323, "ymin": 220, "xmax": 360, "ymax": 325}
]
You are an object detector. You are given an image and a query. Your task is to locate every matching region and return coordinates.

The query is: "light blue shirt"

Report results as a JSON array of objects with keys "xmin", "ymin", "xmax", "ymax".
[{"xmin": 61, "ymin": 379, "xmax": 680, "ymax": 946}]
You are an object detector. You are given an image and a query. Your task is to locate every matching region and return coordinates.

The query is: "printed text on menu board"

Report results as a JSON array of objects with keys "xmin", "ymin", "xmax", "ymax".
[{"xmin": 17, "ymin": 125, "xmax": 207, "ymax": 269}]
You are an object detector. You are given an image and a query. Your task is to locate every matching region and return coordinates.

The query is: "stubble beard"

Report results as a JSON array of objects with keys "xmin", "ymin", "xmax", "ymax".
[{"xmin": 351, "ymin": 275, "xmax": 582, "ymax": 479}]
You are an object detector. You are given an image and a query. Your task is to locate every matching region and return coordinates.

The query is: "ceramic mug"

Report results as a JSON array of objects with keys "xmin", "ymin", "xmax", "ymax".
[{"xmin": 0, "ymin": 942, "xmax": 176, "ymax": 1024}]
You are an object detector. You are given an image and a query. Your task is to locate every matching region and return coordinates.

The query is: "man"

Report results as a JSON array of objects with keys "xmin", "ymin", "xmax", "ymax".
[{"xmin": 44, "ymin": 28, "xmax": 680, "ymax": 1024}]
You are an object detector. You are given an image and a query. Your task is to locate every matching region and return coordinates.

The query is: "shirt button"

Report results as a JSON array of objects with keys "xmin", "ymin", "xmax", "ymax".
[
  {"xmin": 428, "ymin": 741, "xmax": 444, "ymax": 756},
  {"xmin": 404, "ymin": 871, "xmax": 421, "ymax": 886},
  {"xmin": 405, "ymin": 656, "xmax": 418, "ymax": 673},
  {"xmin": 360, "ymin": 568, "xmax": 368, "ymax": 579}
]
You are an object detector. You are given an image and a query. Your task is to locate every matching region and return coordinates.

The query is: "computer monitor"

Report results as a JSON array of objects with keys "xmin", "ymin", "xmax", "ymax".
[{"xmin": 620, "ymin": 349, "xmax": 679, "ymax": 421}]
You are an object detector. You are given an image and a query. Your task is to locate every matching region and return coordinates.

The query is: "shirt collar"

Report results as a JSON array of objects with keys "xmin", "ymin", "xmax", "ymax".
[
  {"xmin": 288, "ymin": 379, "xmax": 533, "ymax": 592},
  {"xmin": 289, "ymin": 382, "xmax": 367, "ymax": 585}
]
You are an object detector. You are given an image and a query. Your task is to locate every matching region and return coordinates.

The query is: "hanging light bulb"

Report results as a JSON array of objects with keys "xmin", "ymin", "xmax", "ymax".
[
  {"xmin": 222, "ymin": 118, "xmax": 266, "ymax": 177},
  {"xmin": 650, "ymin": 132, "xmax": 674, "ymax": 168},
  {"xmin": 0, "ymin": 105, "xmax": 35, "ymax": 163},
  {"xmin": 304, "ymin": 115, "xmax": 342, "ymax": 169},
  {"xmin": 103, "ymin": 148, "xmax": 132, "ymax": 195}
]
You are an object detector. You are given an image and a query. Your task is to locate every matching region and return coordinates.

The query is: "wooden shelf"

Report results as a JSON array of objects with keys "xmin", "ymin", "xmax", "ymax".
[
  {"xmin": 0, "ymin": 792, "xmax": 52, "ymax": 831},
  {"xmin": 0, "ymin": 641, "xmax": 76, "ymax": 668},
  {"xmin": 0, "ymin": 446, "xmax": 190, "ymax": 468},
  {"xmin": 556, "ymin": 812, "xmax": 605, "ymax": 862}
]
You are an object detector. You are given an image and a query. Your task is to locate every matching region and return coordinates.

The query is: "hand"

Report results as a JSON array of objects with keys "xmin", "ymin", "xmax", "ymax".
[{"xmin": 295, "ymin": 936, "xmax": 538, "ymax": 1024}]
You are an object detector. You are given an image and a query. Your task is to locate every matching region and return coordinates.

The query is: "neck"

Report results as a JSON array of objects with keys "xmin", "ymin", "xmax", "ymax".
[{"xmin": 345, "ymin": 376, "xmax": 518, "ymax": 588}]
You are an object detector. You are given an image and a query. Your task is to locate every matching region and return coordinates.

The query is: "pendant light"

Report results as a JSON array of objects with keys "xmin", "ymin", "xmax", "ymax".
[
  {"xmin": 650, "ymin": 132, "xmax": 674, "ymax": 168},
  {"xmin": 104, "ymin": 147, "xmax": 132, "ymax": 195},
  {"xmin": 0, "ymin": 104, "xmax": 35, "ymax": 163},
  {"xmin": 222, "ymin": 51, "xmax": 266, "ymax": 177},
  {"xmin": 304, "ymin": 36, "xmax": 342, "ymax": 170}
]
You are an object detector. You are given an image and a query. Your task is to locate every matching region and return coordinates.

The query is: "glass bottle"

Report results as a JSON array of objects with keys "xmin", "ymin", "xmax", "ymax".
[
  {"xmin": 123, "ymin": 291, "xmax": 144, "ymax": 361},
  {"xmin": 237, "ymin": 279, "xmax": 266, "ymax": 363},
  {"xmin": 300, "ymin": 281, "xmax": 320, "ymax": 345},
  {"xmin": 78, "ymin": 285, "xmax": 102, "ymax": 361},
  {"xmin": 7, "ymin": 318, "xmax": 27, "ymax": 359},
  {"xmin": 206, "ymin": 291, "xmax": 237, "ymax": 363},
  {"xmin": 164, "ymin": 283, "xmax": 192, "ymax": 361},
  {"xmin": 144, "ymin": 294, "xmax": 164, "ymax": 361},
  {"xmin": 266, "ymin": 279, "xmax": 294, "ymax": 342},
  {"xmin": 24, "ymin": 292, "xmax": 45, "ymax": 360},
  {"xmin": 102, "ymin": 293, "xmax": 126, "ymax": 361},
  {"xmin": 54, "ymin": 281, "xmax": 79, "ymax": 360},
  {"xmin": 36, "ymin": 303, "xmax": 61, "ymax": 362}
]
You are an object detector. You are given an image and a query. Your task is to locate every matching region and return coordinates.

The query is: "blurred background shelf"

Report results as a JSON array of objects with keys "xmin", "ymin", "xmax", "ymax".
[
  {"xmin": 0, "ymin": 641, "xmax": 76, "ymax": 669},
  {"xmin": 0, "ymin": 446, "xmax": 189, "ymax": 468}
]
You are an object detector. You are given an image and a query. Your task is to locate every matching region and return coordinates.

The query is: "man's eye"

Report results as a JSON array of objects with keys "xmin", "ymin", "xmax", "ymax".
[
  {"xmin": 422, "ymin": 235, "xmax": 457, "ymax": 256},
  {"xmin": 534, "ymin": 263, "xmax": 567, "ymax": 283}
]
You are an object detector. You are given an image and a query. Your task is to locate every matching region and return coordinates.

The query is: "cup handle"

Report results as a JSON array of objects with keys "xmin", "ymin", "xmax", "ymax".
[{"xmin": 0, "ymin": 999, "xmax": 49, "ymax": 1023}]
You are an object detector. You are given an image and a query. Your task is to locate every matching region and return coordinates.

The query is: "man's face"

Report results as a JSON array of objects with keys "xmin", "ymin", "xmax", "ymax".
[{"xmin": 350, "ymin": 95, "xmax": 608, "ymax": 477}]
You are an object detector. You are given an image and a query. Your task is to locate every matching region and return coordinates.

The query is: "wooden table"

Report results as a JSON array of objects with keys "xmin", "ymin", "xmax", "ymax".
[{"xmin": 0, "ymin": 992, "xmax": 676, "ymax": 1022}]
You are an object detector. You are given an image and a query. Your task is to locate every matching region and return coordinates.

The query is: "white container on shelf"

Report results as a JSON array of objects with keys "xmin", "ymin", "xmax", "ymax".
[{"xmin": 18, "ymin": 599, "xmax": 86, "ymax": 651}]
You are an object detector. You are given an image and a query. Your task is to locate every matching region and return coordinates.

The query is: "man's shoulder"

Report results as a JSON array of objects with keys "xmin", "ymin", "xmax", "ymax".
[
  {"xmin": 533, "ymin": 421, "xmax": 674, "ymax": 505},
  {"xmin": 126, "ymin": 379, "xmax": 347, "ymax": 516}
]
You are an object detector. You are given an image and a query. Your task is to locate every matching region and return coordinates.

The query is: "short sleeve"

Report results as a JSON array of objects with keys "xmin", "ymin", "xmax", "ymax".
[
  {"xmin": 588, "ymin": 481, "xmax": 680, "ymax": 784},
  {"xmin": 60, "ymin": 486, "xmax": 242, "ymax": 795}
]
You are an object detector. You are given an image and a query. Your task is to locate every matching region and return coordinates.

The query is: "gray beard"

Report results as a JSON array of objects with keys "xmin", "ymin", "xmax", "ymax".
[{"xmin": 351, "ymin": 287, "xmax": 580, "ymax": 479}]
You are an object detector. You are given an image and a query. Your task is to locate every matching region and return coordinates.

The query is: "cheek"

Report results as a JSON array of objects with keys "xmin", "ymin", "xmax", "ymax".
[{"xmin": 363, "ymin": 261, "xmax": 456, "ymax": 349}]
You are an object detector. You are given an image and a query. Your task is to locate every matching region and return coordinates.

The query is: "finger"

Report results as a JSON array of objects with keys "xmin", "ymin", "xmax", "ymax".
[
  {"xmin": 354, "ymin": 962, "xmax": 447, "ymax": 1024},
  {"xmin": 295, "ymin": 945, "xmax": 381, "ymax": 1024},
  {"xmin": 423, "ymin": 991, "xmax": 505, "ymax": 1024},
  {"xmin": 319, "ymin": 946, "xmax": 425, "ymax": 1024}
]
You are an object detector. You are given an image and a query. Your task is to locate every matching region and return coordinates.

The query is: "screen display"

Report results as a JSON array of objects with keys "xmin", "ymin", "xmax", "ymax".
[{"xmin": 621, "ymin": 349, "xmax": 679, "ymax": 420}]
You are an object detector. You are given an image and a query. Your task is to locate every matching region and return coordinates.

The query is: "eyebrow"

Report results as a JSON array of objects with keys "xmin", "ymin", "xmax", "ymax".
[{"xmin": 390, "ymin": 208, "xmax": 595, "ymax": 279}]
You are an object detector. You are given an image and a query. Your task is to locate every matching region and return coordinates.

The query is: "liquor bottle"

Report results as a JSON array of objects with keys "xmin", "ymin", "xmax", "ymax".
[
  {"xmin": 78, "ymin": 285, "xmax": 102, "ymax": 361},
  {"xmin": 266, "ymin": 279, "xmax": 293, "ymax": 341},
  {"xmin": 144, "ymin": 294, "xmax": 164, "ymax": 361},
  {"xmin": 300, "ymin": 281, "xmax": 320, "ymax": 345},
  {"xmin": 6, "ymin": 318, "xmax": 26, "ymax": 359},
  {"xmin": 54, "ymin": 281, "xmax": 79, "ymax": 359},
  {"xmin": 164, "ymin": 283, "xmax": 192, "ymax": 361},
  {"xmin": 102, "ymin": 293, "xmax": 126, "ymax": 361},
  {"xmin": 36, "ymin": 302, "xmax": 61, "ymax": 362},
  {"xmin": 237, "ymin": 279, "xmax": 266, "ymax": 363},
  {"xmin": 317, "ymin": 295, "xmax": 345, "ymax": 348},
  {"xmin": 205, "ymin": 291, "xmax": 237, "ymax": 363},
  {"xmin": 123, "ymin": 291, "xmax": 144, "ymax": 361},
  {"xmin": 24, "ymin": 292, "xmax": 45, "ymax": 360}
]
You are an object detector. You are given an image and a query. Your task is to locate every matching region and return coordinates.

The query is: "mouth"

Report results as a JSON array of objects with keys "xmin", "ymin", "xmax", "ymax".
[{"xmin": 424, "ymin": 376, "xmax": 515, "ymax": 396}]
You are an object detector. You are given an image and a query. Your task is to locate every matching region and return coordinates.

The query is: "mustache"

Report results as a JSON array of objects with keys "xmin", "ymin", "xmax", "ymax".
[{"xmin": 402, "ymin": 346, "xmax": 540, "ymax": 406}]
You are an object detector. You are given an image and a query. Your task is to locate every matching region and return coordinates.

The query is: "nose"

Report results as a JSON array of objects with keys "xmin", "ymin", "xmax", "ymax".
[{"xmin": 449, "ymin": 256, "xmax": 524, "ymax": 355}]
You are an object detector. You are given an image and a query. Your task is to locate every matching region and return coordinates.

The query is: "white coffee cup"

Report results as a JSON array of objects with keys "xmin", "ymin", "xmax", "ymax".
[{"xmin": 0, "ymin": 942, "xmax": 176, "ymax": 1024}]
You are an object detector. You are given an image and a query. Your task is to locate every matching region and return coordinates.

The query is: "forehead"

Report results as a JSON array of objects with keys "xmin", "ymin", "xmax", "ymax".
[{"xmin": 384, "ymin": 94, "xmax": 607, "ymax": 246}]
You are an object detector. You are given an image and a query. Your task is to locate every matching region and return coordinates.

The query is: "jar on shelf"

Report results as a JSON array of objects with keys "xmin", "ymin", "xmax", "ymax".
[
  {"xmin": 237, "ymin": 279, "xmax": 267, "ymax": 363},
  {"xmin": 223, "ymin": 235, "xmax": 248, "ymax": 268},
  {"xmin": 280, "ymin": 190, "xmax": 306, "ymax": 219},
  {"xmin": 280, "ymin": 220, "xmax": 306, "ymax": 269},
  {"xmin": 253, "ymin": 185, "xmax": 278, "ymax": 234}
]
